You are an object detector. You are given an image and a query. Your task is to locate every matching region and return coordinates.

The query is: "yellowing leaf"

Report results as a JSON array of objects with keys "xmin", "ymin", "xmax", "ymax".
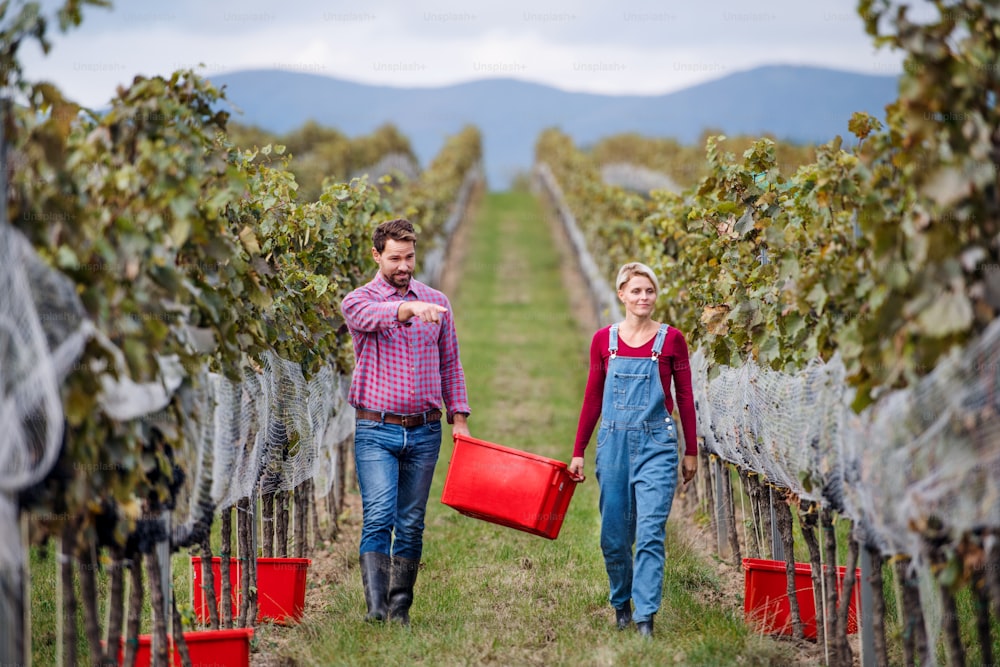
[
  {"xmin": 701, "ymin": 304, "xmax": 731, "ymax": 335},
  {"xmin": 239, "ymin": 226, "xmax": 262, "ymax": 255}
]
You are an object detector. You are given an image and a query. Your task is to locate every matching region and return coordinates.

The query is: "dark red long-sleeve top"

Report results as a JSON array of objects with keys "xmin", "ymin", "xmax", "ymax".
[{"xmin": 573, "ymin": 325, "xmax": 699, "ymax": 457}]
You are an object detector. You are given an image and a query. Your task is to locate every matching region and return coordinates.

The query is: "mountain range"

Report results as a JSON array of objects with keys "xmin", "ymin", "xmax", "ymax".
[{"xmin": 209, "ymin": 65, "xmax": 900, "ymax": 190}]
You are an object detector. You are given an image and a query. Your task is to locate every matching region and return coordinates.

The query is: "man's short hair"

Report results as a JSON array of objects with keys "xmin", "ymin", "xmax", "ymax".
[{"xmin": 373, "ymin": 218, "xmax": 418, "ymax": 253}]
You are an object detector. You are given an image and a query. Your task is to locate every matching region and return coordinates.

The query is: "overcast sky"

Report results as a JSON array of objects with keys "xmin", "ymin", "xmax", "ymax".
[{"xmin": 20, "ymin": 0, "xmax": 907, "ymax": 108}]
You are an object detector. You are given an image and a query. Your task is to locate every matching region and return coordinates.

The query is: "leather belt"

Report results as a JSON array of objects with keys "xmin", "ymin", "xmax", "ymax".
[{"xmin": 355, "ymin": 408, "xmax": 442, "ymax": 427}]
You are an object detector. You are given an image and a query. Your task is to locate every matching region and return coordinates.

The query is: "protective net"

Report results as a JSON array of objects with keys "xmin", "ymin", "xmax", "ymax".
[
  {"xmin": 351, "ymin": 152, "xmax": 421, "ymax": 184},
  {"xmin": 691, "ymin": 350, "xmax": 848, "ymax": 507},
  {"xmin": 690, "ymin": 314, "xmax": 1000, "ymax": 564},
  {"xmin": 0, "ymin": 222, "xmax": 90, "ymax": 564},
  {"xmin": 172, "ymin": 351, "xmax": 355, "ymax": 521},
  {"xmin": 1, "ymin": 219, "xmax": 91, "ymax": 663},
  {"xmin": 600, "ymin": 163, "xmax": 680, "ymax": 195}
]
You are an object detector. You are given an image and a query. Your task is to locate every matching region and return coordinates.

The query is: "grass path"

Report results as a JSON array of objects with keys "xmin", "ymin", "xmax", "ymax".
[{"xmin": 266, "ymin": 191, "xmax": 800, "ymax": 666}]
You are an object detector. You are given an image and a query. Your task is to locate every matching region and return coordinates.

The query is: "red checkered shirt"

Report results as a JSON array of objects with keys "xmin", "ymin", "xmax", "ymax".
[{"xmin": 341, "ymin": 272, "xmax": 471, "ymax": 422}]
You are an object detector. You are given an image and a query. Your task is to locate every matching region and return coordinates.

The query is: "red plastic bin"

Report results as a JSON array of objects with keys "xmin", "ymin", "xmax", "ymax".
[
  {"xmin": 116, "ymin": 628, "xmax": 253, "ymax": 667},
  {"xmin": 192, "ymin": 556, "xmax": 310, "ymax": 625},
  {"xmin": 743, "ymin": 557, "xmax": 860, "ymax": 638},
  {"xmin": 441, "ymin": 433, "xmax": 579, "ymax": 539}
]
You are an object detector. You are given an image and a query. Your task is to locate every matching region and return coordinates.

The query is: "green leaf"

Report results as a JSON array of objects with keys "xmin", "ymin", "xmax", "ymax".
[
  {"xmin": 56, "ymin": 245, "xmax": 80, "ymax": 269},
  {"xmin": 806, "ymin": 282, "xmax": 828, "ymax": 313},
  {"xmin": 915, "ymin": 290, "xmax": 973, "ymax": 337},
  {"xmin": 758, "ymin": 335, "xmax": 780, "ymax": 365}
]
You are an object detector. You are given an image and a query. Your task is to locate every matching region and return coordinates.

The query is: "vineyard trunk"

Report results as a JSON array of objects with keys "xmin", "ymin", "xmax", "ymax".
[
  {"xmin": 798, "ymin": 504, "xmax": 825, "ymax": 649},
  {"xmin": 199, "ymin": 532, "xmax": 220, "ymax": 629},
  {"xmin": 220, "ymin": 506, "xmax": 233, "ymax": 628},
  {"xmin": 310, "ymin": 479, "xmax": 321, "ymax": 550},
  {"xmin": 738, "ymin": 469, "xmax": 761, "ymax": 560},
  {"xmin": 143, "ymin": 549, "xmax": 170, "ymax": 667},
  {"xmin": 103, "ymin": 552, "xmax": 125, "ymax": 667},
  {"xmin": 988, "ymin": 529, "xmax": 1000, "ymax": 626},
  {"xmin": 276, "ymin": 489, "xmax": 289, "ymax": 558},
  {"xmin": 123, "ymin": 556, "xmax": 143, "ymax": 667},
  {"xmin": 820, "ymin": 508, "xmax": 842, "ymax": 666},
  {"xmin": 865, "ymin": 545, "xmax": 890, "ymax": 667},
  {"xmin": 777, "ymin": 497, "xmax": 804, "ymax": 639},
  {"xmin": 835, "ymin": 528, "xmax": 858, "ymax": 667},
  {"xmin": 894, "ymin": 558, "xmax": 929, "ymax": 666},
  {"xmin": 237, "ymin": 498, "xmax": 250, "ymax": 627},
  {"xmin": 722, "ymin": 464, "xmax": 742, "ymax": 567},
  {"xmin": 701, "ymin": 451, "xmax": 717, "ymax": 553},
  {"xmin": 171, "ymin": 594, "xmax": 193, "ymax": 667},
  {"xmin": 78, "ymin": 545, "xmax": 105, "ymax": 665},
  {"xmin": 295, "ymin": 480, "xmax": 308, "ymax": 558},
  {"xmin": 59, "ymin": 527, "xmax": 77, "ymax": 667},
  {"xmin": 930, "ymin": 538, "xmax": 966, "ymax": 667},
  {"xmin": 972, "ymin": 560, "xmax": 995, "ymax": 667},
  {"xmin": 0, "ymin": 570, "xmax": 24, "ymax": 667},
  {"xmin": 261, "ymin": 492, "xmax": 274, "ymax": 558}
]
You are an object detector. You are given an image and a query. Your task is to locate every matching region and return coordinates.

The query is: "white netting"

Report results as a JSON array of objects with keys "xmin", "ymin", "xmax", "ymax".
[
  {"xmin": 690, "ymin": 315, "xmax": 1000, "ymax": 563},
  {"xmin": 174, "ymin": 352, "xmax": 354, "ymax": 514},
  {"xmin": 351, "ymin": 152, "xmax": 421, "ymax": 184},
  {"xmin": 841, "ymin": 316, "xmax": 1000, "ymax": 558},
  {"xmin": 2, "ymin": 216, "xmax": 90, "ymax": 667},
  {"xmin": 692, "ymin": 350, "xmax": 848, "ymax": 506},
  {"xmin": 311, "ymin": 371, "xmax": 355, "ymax": 499},
  {"xmin": 600, "ymin": 162, "xmax": 680, "ymax": 195},
  {"xmin": 1, "ymin": 222, "xmax": 90, "ymax": 567},
  {"xmin": 1, "ymin": 224, "xmax": 88, "ymax": 495}
]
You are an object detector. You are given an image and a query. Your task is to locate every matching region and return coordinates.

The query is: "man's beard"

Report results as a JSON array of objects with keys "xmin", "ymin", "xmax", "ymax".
[{"xmin": 388, "ymin": 271, "xmax": 411, "ymax": 289}]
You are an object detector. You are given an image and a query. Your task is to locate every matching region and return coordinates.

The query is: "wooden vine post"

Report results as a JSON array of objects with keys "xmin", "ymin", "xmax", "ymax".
[
  {"xmin": 220, "ymin": 506, "xmax": 234, "ymax": 628},
  {"xmin": 798, "ymin": 503, "xmax": 825, "ymax": 649}
]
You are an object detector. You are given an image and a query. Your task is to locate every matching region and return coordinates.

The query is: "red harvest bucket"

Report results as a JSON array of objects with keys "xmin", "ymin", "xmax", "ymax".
[
  {"xmin": 441, "ymin": 433, "xmax": 579, "ymax": 539},
  {"xmin": 117, "ymin": 627, "xmax": 253, "ymax": 667},
  {"xmin": 743, "ymin": 557, "xmax": 860, "ymax": 638},
  {"xmin": 192, "ymin": 556, "xmax": 310, "ymax": 625}
]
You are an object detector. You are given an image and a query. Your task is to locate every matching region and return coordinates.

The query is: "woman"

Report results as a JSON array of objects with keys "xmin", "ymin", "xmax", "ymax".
[{"xmin": 569, "ymin": 262, "xmax": 698, "ymax": 638}]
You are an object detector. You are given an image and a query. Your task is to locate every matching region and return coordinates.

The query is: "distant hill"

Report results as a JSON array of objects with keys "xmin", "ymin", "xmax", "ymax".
[{"xmin": 209, "ymin": 65, "xmax": 898, "ymax": 190}]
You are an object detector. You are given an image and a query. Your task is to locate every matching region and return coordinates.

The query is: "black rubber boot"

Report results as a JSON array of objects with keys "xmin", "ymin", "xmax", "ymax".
[
  {"xmin": 359, "ymin": 552, "xmax": 390, "ymax": 622},
  {"xmin": 636, "ymin": 618, "xmax": 654, "ymax": 638},
  {"xmin": 615, "ymin": 603, "xmax": 632, "ymax": 630},
  {"xmin": 387, "ymin": 557, "xmax": 420, "ymax": 626}
]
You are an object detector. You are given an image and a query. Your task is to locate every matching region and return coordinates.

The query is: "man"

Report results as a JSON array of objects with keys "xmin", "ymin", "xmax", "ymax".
[{"xmin": 340, "ymin": 218, "xmax": 471, "ymax": 626}]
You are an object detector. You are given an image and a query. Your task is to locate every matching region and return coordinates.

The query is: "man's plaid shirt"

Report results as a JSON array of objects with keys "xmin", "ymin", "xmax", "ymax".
[{"xmin": 341, "ymin": 272, "xmax": 470, "ymax": 422}]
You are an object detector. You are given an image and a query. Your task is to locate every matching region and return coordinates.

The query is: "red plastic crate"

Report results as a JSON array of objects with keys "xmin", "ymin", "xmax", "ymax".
[
  {"xmin": 116, "ymin": 628, "xmax": 253, "ymax": 667},
  {"xmin": 192, "ymin": 556, "xmax": 310, "ymax": 625},
  {"xmin": 743, "ymin": 557, "xmax": 860, "ymax": 638},
  {"xmin": 441, "ymin": 433, "xmax": 579, "ymax": 539}
]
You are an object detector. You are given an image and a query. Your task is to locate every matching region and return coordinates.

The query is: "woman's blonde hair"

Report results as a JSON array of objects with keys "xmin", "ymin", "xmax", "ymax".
[{"xmin": 615, "ymin": 262, "xmax": 659, "ymax": 293}]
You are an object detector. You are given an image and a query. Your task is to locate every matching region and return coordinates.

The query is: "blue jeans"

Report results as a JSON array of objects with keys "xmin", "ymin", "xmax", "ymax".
[
  {"xmin": 354, "ymin": 419, "xmax": 442, "ymax": 561},
  {"xmin": 595, "ymin": 421, "xmax": 679, "ymax": 622}
]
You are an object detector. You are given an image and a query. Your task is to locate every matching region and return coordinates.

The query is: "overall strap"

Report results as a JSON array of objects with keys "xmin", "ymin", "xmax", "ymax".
[
  {"xmin": 650, "ymin": 324, "xmax": 670, "ymax": 360},
  {"xmin": 608, "ymin": 324, "xmax": 619, "ymax": 360}
]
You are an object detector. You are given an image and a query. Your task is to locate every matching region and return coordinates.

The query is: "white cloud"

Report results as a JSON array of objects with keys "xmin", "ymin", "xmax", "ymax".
[{"xmin": 18, "ymin": 0, "xmax": 904, "ymax": 108}]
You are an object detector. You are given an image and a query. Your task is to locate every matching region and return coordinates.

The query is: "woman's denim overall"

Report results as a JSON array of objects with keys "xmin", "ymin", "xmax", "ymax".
[{"xmin": 595, "ymin": 323, "xmax": 680, "ymax": 623}]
